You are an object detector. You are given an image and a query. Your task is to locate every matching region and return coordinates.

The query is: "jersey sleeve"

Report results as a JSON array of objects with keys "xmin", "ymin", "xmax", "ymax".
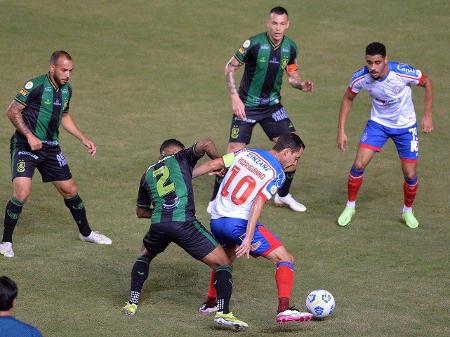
[
  {"xmin": 176, "ymin": 145, "xmax": 203, "ymax": 168},
  {"xmin": 393, "ymin": 62, "xmax": 425, "ymax": 86},
  {"xmin": 348, "ymin": 66, "xmax": 368, "ymax": 95},
  {"xmin": 234, "ymin": 38, "xmax": 255, "ymax": 64},
  {"xmin": 286, "ymin": 43, "xmax": 299, "ymax": 73},
  {"xmin": 258, "ymin": 171, "xmax": 286, "ymax": 201},
  {"xmin": 136, "ymin": 174, "xmax": 152, "ymax": 209},
  {"xmin": 14, "ymin": 79, "xmax": 39, "ymax": 106}
]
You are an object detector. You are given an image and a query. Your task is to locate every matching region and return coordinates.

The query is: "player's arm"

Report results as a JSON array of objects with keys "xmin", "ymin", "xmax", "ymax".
[
  {"xmin": 194, "ymin": 138, "xmax": 220, "ymax": 159},
  {"xmin": 236, "ymin": 195, "xmax": 265, "ymax": 259},
  {"xmin": 61, "ymin": 113, "xmax": 96, "ymax": 156},
  {"xmin": 6, "ymin": 100, "xmax": 42, "ymax": 150},
  {"xmin": 192, "ymin": 152, "xmax": 235, "ymax": 178},
  {"xmin": 420, "ymin": 75, "xmax": 433, "ymax": 133},
  {"xmin": 136, "ymin": 206, "xmax": 152, "ymax": 218},
  {"xmin": 285, "ymin": 65, "xmax": 314, "ymax": 92},
  {"xmin": 225, "ymin": 56, "xmax": 246, "ymax": 119},
  {"xmin": 337, "ymin": 89, "xmax": 357, "ymax": 152}
]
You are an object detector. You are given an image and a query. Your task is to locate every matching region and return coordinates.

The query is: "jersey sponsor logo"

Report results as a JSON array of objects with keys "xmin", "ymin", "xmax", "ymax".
[
  {"xmin": 409, "ymin": 127, "xmax": 419, "ymax": 152},
  {"xmin": 282, "ymin": 47, "xmax": 290, "ymax": 53},
  {"xmin": 260, "ymin": 44, "xmax": 270, "ymax": 50},
  {"xmin": 259, "ymin": 56, "xmax": 267, "ymax": 63},
  {"xmin": 17, "ymin": 160, "xmax": 26, "ymax": 173},
  {"xmin": 245, "ymin": 152, "xmax": 272, "ymax": 172},
  {"xmin": 243, "ymin": 39, "xmax": 251, "ymax": 48},
  {"xmin": 44, "ymin": 87, "xmax": 53, "ymax": 92},
  {"xmin": 24, "ymin": 81, "xmax": 33, "ymax": 89},
  {"xmin": 269, "ymin": 57, "xmax": 279, "ymax": 64},
  {"xmin": 56, "ymin": 152, "xmax": 68, "ymax": 167},
  {"xmin": 374, "ymin": 97, "xmax": 401, "ymax": 105},
  {"xmin": 239, "ymin": 233, "xmax": 261, "ymax": 251},
  {"xmin": 19, "ymin": 89, "xmax": 29, "ymax": 96},
  {"xmin": 238, "ymin": 157, "xmax": 266, "ymax": 180},
  {"xmin": 18, "ymin": 151, "xmax": 39, "ymax": 160},
  {"xmin": 44, "ymin": 98, "xmax": 52, "ymax": 105},
  {"xmin": 396, "ymin": 63, "xmax": 418, "ymax": 76},
  {"xmin": 54, "ymin": 99, "xmax": 62, "ymax": 106},
  {"xmin": 61, "ymin": 88, "xmax": 68, "ymax": 94}
]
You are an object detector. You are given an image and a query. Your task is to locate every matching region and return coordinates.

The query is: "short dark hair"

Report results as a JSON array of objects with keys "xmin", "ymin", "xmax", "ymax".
[
  {"xmin": 270, "ymin": 6, "xmax": 288, "ymax": 16},
  {"xmin": 0, "ymin": 276, "xmax": 17, "ymax": 311},
  {"xmin": 50, "ymin": 50, "xmax": 72, "ymax": 65},
  {"xmin": 272, "ymin": 133, "xmax": 305, "ymax": 152},
  {"xmin": 159, "ymin": 139, "xmax": 185, "ymax": 155},
  {"xmin": 365, "ymin": 42, "xmax": 386, "ymax": 57}
]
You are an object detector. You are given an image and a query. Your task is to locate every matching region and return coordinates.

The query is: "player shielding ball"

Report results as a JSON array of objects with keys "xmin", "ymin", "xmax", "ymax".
[
  {"xmin": 336, "ymin": 42, "xmax": 433, "ymax": 228},
  {"xmin": 197, "ymin": 134, "xmax": 314, "ymax": 324},
  {"xmin": 122, "ymin": 139, "xmax": 247, "ymax": 331}
]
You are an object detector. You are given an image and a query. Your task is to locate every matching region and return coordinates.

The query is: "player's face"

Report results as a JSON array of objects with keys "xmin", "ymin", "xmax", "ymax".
[
  {"xmin": 281, "ymin": 148, "xmax": 304, "ymax": 170},
  {"xmin": 365, "ymin": 54, "xmax": 388, "ymax": 79},
  {"xmin": 266, "ymin": 13, "xmax": 289, "ymax": 44},
  {"xmin": 50, "ymin": 57, "xmax": 74, "ymax": 86}
]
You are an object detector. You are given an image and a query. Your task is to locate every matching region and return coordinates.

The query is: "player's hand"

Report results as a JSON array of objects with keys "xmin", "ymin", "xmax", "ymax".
[
  {"xmin": 421, "ymin": 115, "xmax": 433, "ymax": 133},
  {"xmin": 299, "ymin": 80, "xmax": 314, "ymax": 92},
  {"xmin": 208, "ymin": 168, "xmax": 227, "ymax": 177},
  {"xmin": 26, "ymin": 133, "xmax": 42, "ymax": 151},
  {"xmin": 231, "ymin": 95, "xmax": 246, "ymax": 120},
  {"xmin": 81, "ymin": 137, "xmax": 96, "ymax": 157},
  {"xmin": 337, "ymin": 131, "xmax": 348, "ymax": 152},
  {"xmin": 236, "ymin": 238, "xmax": 252, "ymax": 259}
]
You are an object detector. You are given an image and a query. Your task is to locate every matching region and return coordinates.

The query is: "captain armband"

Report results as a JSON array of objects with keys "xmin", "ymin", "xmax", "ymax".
[{"xmin": 222, "ymin": 153, "xmax": 235, "ymax": 168}]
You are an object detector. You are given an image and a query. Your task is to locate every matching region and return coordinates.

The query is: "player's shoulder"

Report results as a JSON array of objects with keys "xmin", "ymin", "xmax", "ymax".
[
  {"xmin": 350, "ymin": 66, "xmax": 369, "ymax": 82},
  {"xmin": 389, "ymin": 61, "xmax": 421, "ymax": 77},
  {"xmin": 282, "ymin": 35, "xmax": 298, "ymax": 49},
  {"xmin": 21, "ymin": 74, "xmax": 47, "ymax": 91}
]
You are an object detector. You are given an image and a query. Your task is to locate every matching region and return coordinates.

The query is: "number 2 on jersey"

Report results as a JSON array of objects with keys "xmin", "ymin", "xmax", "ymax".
[
  {"xmin": 221, "ymin": 166, "xmax": 256, "ymax": 205},
  {"xmin": 152, "ymin": 166, "xmax": 175, "ymax": 197}
]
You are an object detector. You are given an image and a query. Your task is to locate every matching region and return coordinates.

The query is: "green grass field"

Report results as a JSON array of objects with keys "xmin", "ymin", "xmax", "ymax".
[{"xmin": 1, "ymin": 1, "xmax": 449, "ymax": 336}]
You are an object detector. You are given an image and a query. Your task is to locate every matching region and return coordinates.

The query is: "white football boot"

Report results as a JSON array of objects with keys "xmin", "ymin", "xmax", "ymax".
[
  {"xmin": 0, "ymin": 242, "xmax": 14, "ymax": 258},
  {"xmin": 274, "ymin": 193, "xmax": 307, "ymax": 212},
  {"xmin": 79, "ymin": 231, "xmax": 112, "ymax": 245}
]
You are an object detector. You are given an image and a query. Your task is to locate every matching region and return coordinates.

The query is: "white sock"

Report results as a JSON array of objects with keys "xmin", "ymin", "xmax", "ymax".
[
  {"xmin": 346, "ymin": 201, "xmax": 356, "ymax": 208},
  {"xmin": 403, "ymin": 206, "xmax": 412, "ymax": 213}
]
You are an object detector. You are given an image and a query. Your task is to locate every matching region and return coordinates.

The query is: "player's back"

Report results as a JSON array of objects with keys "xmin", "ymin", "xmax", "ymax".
[{"xmin": 211, "ymin": 148, "xmax": 284, "ymax": 220}]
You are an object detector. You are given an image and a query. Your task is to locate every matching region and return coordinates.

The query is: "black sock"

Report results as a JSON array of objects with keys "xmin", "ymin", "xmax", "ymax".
[
  {"xmin": 278, "ymin": 170, "xmax": 296, "ymax": 197},
  {"xmin": 129, "ymin": 255, "xmax": 151, "ymax": 305},
  {"xmin": 64, "ymin": 194, "xmax": 91, "ymax": 237},
  {"xmin": 2, "ymin": 197, "xmax": 24, "ymax": 243},
  {"xmin": 211, "ymin": 176, "xmax": 224, "ymax": 201},
  {"xmin": 215, "ymin": 265, "xmax": 233, "ymax": 314}
]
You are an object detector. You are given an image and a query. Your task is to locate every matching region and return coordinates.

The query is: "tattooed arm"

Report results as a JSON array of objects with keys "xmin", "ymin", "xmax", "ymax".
[
  {"xmin": 6, "ymin": 100, "xmax": 42, "ymax": 150},
  {"xmin": 286, "ymin": 66, "xmax": 314, "ymax": 92},
  {"xmin": 225, "ymin": 56, "xmax": 246, "ymax": 119}
]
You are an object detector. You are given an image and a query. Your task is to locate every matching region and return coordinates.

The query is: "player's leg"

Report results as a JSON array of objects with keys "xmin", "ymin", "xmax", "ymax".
[
  {"xmin": 52, "ymin": 179, "xmax": 111, "ymax": 244},
  {"xmin": 251, "ymin": 224, "xmax": 312, "ymax": 323},
  {"xmin": 338, "ymin": 120, "xmax": 387, "ymax": 226},
  {"xmin": 393, "ymin": 124, "xmax": 420, "ymax": 228},
  {"xmin": 208, "ymin": 116, "xmax": 255, "ymax": 213},
  {"xmin": 261, "ymin": 108, "xmax": 306, "ymax": 211},
  {"xmin": 1, "ymin": 137, "xmax": 38, "ymax": 258},
  {"xmin": 176, "ymin": 219, "xmax": 247, "ymax": 330},
  {"xmin": 123, "ymin": 224, "xmax": 169, "ymax": 316},
  {"xmin": 1, "ymin": 178, "xmax": 32, "ymax": 258}
]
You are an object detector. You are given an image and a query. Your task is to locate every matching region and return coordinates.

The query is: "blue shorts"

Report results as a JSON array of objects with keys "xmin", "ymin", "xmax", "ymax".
[
  {"xmin": 210, "ymin": 217, "xmax": 282, "ymax": 257},
  {"xmin": 359, "ymin": 120, "xmax": 419, "ymax": 162}
]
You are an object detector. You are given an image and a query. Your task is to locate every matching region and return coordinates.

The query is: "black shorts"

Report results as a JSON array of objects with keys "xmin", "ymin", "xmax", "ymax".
[
  {"xmin": 10, "ymin": 135, "xmax": 72, "ymax": 182},
  {"xmin": 228, "ymin": 104, "xmax": 296, "ymax": 144},
  {"xmin": 143, "ymin": 218, "xmax": 219, "ymax": 260}
]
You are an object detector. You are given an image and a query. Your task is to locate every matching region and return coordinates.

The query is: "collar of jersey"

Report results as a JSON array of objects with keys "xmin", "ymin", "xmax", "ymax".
[
  {"xmin": 266, "ymin": 32, "xmax": 284, "ymax": 50},
  {"xmin": 47, "ymin": 72, "xmax": 60, "ymax": 91},
  {"xmin": 376, "ymin": 63, "xmax": 391, "ymax": 82}
]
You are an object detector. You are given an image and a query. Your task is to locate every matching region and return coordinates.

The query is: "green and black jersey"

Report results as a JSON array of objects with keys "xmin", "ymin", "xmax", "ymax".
[
  {"xmin": 234, "ymin": 32, "xmax": 298, "ymax": 110},
  {"xmin": 14, "ymin": 73, "xmax": 72, "ymax": 143},
  {"xmin": 136, "ymin": 145, "xmax": 203, "ymax": 224}
]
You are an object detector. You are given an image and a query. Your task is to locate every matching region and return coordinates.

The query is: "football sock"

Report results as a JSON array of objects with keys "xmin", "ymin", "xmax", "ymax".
[
  {"xmin": 2, "ymin": 197, "xmax": 24, "ymax": 243},
  {"xmin": 276, "ymin": 261, "xmax": 295, "ymax": 313},
  {"xmin": 215, "ymin": 265, "xmax": 233, "ymax": 314},
  {"xmin": 210, "ymin": 176, "xmax": 223, "ymax": 201},
  {"xmin": 278, "ymin": 170, "xmax": 296, "ymax": 197},
  {"xmin": 347, "ymin": 165, "xmax": 364, "ymax": 203},
  {"xmin": 205, "ymin": 270, "xmax": 217, "ymax": 305},
  {"xmin": 129, "ymin": 255, "xmax": 151, "ymax": 305},
  {"xmin": 64, "ymin": 194, "xmax": 92, "ymax": 237},
  {"xmin": 403, "ymin": 176, "xmax": 418, "ymax": 208}
]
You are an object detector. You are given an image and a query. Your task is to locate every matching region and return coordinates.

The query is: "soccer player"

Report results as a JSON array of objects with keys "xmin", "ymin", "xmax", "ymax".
[
  {"xmin": 199, "ymin": 133, "xmax": 314, "ymax": 324},
  {"xmin": 122, "ymin": 138, "xmax": 247, "ymax": 331},
  {"xmin": 0, "ymin": 50, "xmax": 111, "ymax": 258},
  {"xmin": 209, "ymin": 6, "xmax": 314, "ymax": 213},
  {"xmin": 336, "ymin": 42, "xmax": 433, "ymax": 228},
  {"xmin": 0, "ymin": 276, "xmax": 43, "ymax": 337}
]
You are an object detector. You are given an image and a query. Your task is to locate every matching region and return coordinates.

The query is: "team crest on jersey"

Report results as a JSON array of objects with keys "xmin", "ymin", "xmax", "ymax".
[
  {"xmin": 24, "ymin": 81, "xmax": 33, "ymax": 90},
  {"xmin": 281, "ymin": 57, "xmax": 289, "ymax": 69},
  {"xmin": 231, "ymin": 126, "xmax": 240, "ymax": 139},
  {"xmin": 17, "ymin": 160, "xmax": 26, "ymax": 173},
  {"xmin": 270, "ymin": 185, "xmax": 277, "ymax": 195}
]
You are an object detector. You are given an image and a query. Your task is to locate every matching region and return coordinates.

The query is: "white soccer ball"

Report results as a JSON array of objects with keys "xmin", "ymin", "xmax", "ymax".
[{"xmin": 306, "ymin": 289, "xmax": 335, "ymax": 318}]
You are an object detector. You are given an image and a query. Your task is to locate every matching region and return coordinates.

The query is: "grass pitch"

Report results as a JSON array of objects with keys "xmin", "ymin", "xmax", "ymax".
[{"xmin": 0, "ymin": 1, "xmax": 449, "ymax": 336}]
